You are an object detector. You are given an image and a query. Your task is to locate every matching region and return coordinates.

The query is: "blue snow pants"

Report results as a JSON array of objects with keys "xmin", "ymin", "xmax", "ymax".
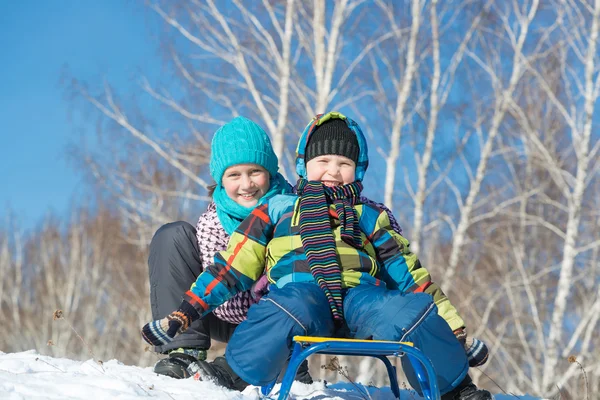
[{"xmin": 225, "ymin": 283, "xmax": 469, "ymax": 395}]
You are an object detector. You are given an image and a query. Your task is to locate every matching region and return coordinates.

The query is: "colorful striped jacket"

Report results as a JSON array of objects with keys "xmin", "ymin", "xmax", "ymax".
[{"xmin": 184, "ymin": 193, "xmax": 465, "ymax": 332}]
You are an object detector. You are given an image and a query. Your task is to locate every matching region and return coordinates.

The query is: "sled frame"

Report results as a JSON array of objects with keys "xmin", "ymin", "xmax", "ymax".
[{"xmin": 261, "ymin": 335, "xmax": 440, "ymax": 400}]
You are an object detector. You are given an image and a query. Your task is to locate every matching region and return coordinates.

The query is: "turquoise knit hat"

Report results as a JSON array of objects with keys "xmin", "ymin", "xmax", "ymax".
[{"xmin": 210, "ymin": 116, "xmax": 279, "ymax": 183}]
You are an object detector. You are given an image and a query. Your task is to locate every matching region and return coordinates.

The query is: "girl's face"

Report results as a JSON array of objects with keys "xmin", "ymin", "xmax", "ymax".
[
  {"xmin": 305, "ymin": 155, "xmax": 356, "ymax": 187},
  {"xmin": 221, "ymin": 163, "xmax": 270, "ymax": 207}
]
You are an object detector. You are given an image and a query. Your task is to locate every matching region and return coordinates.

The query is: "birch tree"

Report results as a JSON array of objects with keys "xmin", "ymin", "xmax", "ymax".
[
  {"xmin": 504, "ymin": 0, "xmax": 600, "ymax": 395},
  {"xmin": 410, "ymin": 0, "xmax": 491, "ymax": 254},
  {"xmin": 443, "ymin": 0, "xmax": 540, "ymax": 284},
  {"xmin": 377, "ymin": 0, "xmax": 423, "ymax": 211},
  {"xmin": 542, "ymin": 0, "xmax": 600, "ymax": 391},
  {"xmin": 460, "ymin": 1, "xmax": 600, "ymax": 396}
]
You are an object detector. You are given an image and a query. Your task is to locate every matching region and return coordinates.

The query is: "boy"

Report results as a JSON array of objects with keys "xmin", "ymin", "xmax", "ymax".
[{"xmin": 142, "ymin": 112, "xmax": 492, "ymax": 400}]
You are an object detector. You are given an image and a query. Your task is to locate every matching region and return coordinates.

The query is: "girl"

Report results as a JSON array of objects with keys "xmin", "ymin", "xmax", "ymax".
[{"xmin": 147, "ymin": 116, "xmax": 289, "ymax": 380}]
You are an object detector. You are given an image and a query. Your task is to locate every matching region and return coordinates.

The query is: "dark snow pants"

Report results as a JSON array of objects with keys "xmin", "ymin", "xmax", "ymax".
[
  {"xmin": 225, "ymin": 283, "xmax": 468, "ymax": 395},
  {"xmin": 148, "ymin": 221, "xmax": 237, "ymax": 353}
]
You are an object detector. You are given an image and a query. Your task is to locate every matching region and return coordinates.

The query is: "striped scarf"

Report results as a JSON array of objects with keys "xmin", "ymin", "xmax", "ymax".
[{"xmin": 296, "ymin": 179, "xmax": 363, "ymax": 322}]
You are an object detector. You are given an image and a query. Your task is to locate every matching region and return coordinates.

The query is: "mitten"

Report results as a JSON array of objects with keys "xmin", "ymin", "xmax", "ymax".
[
  {"xmin": 142, "ymin": 301, "xmax": 199, "ymax": 346},
  {"xmin": 465, "ymin": 336, "xmax": 489, "ymax": 367},
  {"xmin": 454, "ymin": 328, "xmax": 489, "ymax": 367}
]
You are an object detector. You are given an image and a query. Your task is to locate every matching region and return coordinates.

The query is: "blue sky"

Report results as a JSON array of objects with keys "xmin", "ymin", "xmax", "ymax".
[{"xmin": 0, "ymin": 0, "xmax": 159, "ymax": 230}]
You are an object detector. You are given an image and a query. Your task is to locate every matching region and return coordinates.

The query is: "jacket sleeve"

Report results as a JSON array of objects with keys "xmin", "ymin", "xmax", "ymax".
[
  {"xmin": 364, "ymin": 207, "xmax": 465, "ymax": 331},
  {"xmin": 183, "ymin": 203, "xmax": 274, "ymax": 318},
  {"xmin": 195, "ymin": 211, "xmax": 207, "ymax": 268},
  {"xmin": 359, "ymin": 197, "xmax": 403, "ymax": 235}
]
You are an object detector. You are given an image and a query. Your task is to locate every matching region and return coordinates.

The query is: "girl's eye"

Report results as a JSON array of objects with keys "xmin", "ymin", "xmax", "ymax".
[{"xmin": 227, "ymin": 173, "xmax": 240, "ymax": 178}]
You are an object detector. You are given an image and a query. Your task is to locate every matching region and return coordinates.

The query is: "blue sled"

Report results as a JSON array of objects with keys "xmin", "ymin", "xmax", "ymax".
[{"xmin": 261, "ymin": 336, "xmax": 441, "ymax": 400}]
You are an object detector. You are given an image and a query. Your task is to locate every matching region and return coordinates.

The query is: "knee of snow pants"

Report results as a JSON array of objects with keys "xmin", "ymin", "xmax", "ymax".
[
  {"xmin": 344, "ymin": 285, "xmax": 468, "ymax": 396},
  {"xmin": 225, "ymin": 283, "xmax": 334, "ymax": 386},
  {"xmin": 149, "ymin": 221, "xmax": 202, "ymax": 319},
  {"xmin": 149, "ymin": 221, "xmax": 236, "ymax": 352}
]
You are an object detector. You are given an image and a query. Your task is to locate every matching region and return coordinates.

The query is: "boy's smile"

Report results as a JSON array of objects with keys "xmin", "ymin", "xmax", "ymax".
[
  {"xmin": 322, "ymin": 180, "xmax": 342, "ymax": 188},
  {"xmin": 305, "ymin": 155, "xmax": 356, "ymax": 186}
]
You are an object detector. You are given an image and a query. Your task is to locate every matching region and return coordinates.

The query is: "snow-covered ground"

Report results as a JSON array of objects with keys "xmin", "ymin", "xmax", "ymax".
[{"xmin": 0, "ymin": 350, "xmax": 543, "ymax": 399}]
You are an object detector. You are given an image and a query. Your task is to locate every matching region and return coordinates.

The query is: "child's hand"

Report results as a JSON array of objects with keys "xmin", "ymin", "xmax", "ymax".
[
  {"xmin": 250, "ymin": 275, "xmax": 270, "ymax": 300},
  {"xmin": 454, "ymin": 328, "xmax": 489, "ymax": 367},
  {"xmin": 464, "ymin": 336, "xmax": 489, "ymax": 367},
  {"xmin": 141, "ymin": 310, "xmax": 193, "ymax": 346}
]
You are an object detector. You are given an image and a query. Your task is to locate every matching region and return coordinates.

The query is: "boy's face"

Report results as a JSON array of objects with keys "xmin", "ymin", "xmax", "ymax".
[{"xmin": 305, "ymin": 155, "xmax": 356, "ymax": 187}]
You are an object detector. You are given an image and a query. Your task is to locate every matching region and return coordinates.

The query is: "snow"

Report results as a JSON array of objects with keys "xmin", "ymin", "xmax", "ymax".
[{"xmin": 0, "ymin": 350, "xmax": 543, "ymax": 399}]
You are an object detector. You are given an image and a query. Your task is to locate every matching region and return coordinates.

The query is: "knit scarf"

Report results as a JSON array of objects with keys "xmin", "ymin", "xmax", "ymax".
[
  {"xmin": 213, "ymin": 172, "xmax": 290, "ymax": 235},
  {"xmin": 296, "ymin": 178, "xmax": 363, "ymax": 322}
]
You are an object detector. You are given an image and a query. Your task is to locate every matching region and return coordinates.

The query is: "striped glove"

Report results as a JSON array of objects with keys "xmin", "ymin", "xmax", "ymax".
[
  {"xmin": 142, "ymin": 301, "xmax": 199, "ymax": 347},
  {"xmin": 454, "ymin": 328, "xmax": 489, "ymax": 367}
]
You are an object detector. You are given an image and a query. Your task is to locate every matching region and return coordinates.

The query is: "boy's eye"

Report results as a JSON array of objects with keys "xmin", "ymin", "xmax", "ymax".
[{"xmin": 227, "ymin": 173, "xmax": 240, "ymax": 178}]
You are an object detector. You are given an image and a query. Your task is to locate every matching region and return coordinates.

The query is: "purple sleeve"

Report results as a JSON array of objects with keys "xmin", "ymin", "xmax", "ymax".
[{"xmin": 359, "ymin": 197, "xmax": 403, "ymax": 235}]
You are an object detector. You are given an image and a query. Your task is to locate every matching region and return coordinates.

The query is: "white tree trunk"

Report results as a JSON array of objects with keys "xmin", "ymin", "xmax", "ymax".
[
  {"xmin": 412, "ymin": 1, "xmax": 440, "ymax": 255},
  {"xmin": 312, "ymin": 0, "xmax": 349, "ymax": 113},
  {"xmin": 542, "ymin": 0, "xmax": 600, "ymax": 390},
  {"xmin": 444, "ymin": 0, "xmax": 539, "ymax": 284},
  {"xmin": 273, "ymin": 0, "xmax": 295, "ymax": 174},
  {"xmin": 383, "ymin": 0, "xmax": 422, "ymax": 210}
]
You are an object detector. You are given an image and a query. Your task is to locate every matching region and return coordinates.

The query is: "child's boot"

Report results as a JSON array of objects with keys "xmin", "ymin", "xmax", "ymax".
[
  {"xmin": 442, "ymin": 375, "xmax": 494, "ymax": 400},
  {"xmin": 153, "ymin": 348, "xmax": 207, "ymax": 379},
  {"xmin": 187, "ymin": 356, "xmax": 249, "ymax": 391},
  {"xmin": 188, "ymin": 357, "xmax": 313, "ymax": 391},
  {"xmin": 293, "ymin": 359, "xmax": 313, "ymax": 384}
]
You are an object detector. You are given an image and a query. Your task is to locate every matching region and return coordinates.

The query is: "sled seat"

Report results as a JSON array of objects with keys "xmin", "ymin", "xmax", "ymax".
[{"xmin": 261, "ymin": 335, "xmax": 440, "ymax": 400}]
